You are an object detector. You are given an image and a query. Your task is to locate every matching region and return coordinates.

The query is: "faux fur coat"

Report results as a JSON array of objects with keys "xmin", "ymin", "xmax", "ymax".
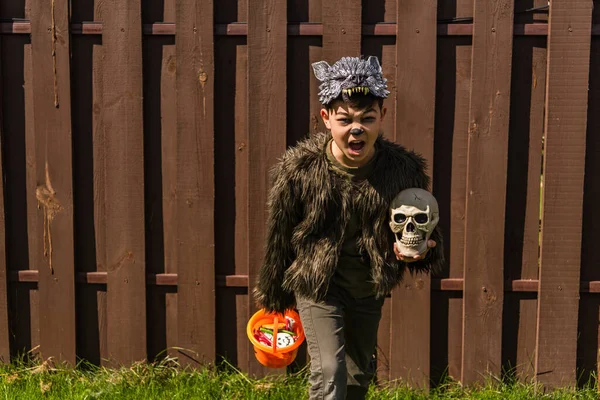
[{"xmin": 254, "ymin": 132, "xmax": 444, "ymax": 313}]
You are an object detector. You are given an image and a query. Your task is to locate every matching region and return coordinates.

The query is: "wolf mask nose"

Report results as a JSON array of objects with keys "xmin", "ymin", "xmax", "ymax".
[{"xmin": 350, "ymin": 128, "xmax": 364, "ymax": 136}]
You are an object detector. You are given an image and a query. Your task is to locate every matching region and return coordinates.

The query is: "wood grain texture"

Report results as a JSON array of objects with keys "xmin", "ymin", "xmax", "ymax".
[
  {"xmin": 322, "ymin": 0, "xmax": 361, "ymax": 61},
  {"xmin": 461, "ymin": 0, "xmax": 514, "ymax": 385},
  {"xmin": 247, "ymin": 0, "xmax": 287, "ymax": 376},
  {"xmin": 175, "ymin": 0, "xmax": 216, "ymax": 366},
  {"xmin": 389, "ymin": 0, "xmax": 437, "ymax": 388},
  {"xmin": 102, "ymin": 0, "xmax": 147, "ymax": 365},
  {"xmin": 29, "ymin": 0, "xmax": 76, "ymax": 364},
  {"xmin": 0, "ymin": 40, "xmax": 10, "ymax": 362},
  {"xmin": 535, "ymin": 0, "xmax": 592, "ymax": 388}
]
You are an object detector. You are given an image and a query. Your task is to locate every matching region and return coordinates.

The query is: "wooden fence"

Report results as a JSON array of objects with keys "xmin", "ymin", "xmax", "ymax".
[{"xmin": 0, "ymin": 0, "xmax": 599, "ymax": 389}]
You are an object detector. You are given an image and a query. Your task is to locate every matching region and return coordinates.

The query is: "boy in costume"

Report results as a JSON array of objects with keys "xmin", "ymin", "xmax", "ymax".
[{"xmin": 254, "ymin": 56, "xmax": 444, "ymax": 399}]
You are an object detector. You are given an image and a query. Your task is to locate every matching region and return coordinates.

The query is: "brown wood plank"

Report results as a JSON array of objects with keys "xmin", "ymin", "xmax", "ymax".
[
  {"xmin": 247, "ymin": 0, "xmax": 287, "ymax": 376},
  {"xmin": 174, "ymin": 0, "xmax": 216, "ymax": 367},
  {"xmin": 29, "ymin": 0, "xmax": 76, "ymax": 364},
  {"xmin": 160, "ymin": 41, "xmax": 177, "ymax": 278},
  {"xmin": 213, "ymin": 33, "xmax": 247, "ymax": 367},
  {"xmin": 0, "ymin": 41, "xmax": 10, "ymax": 361},
  {"xmin": 322, "ymin": 0, "xmax": 361, "ymax": 60},
  {"xmin": 504, "ymin": 36, "xmax": 546, "ymax": 381},
  {"xmin": 461, "ymin": 0, "xmax": 514, "ymax": 385},
  {"xmin": 389, "ymin": 0, "xmax": 437, "ymax": 388},
  {"xmin": 535, "ymin": 0, "xmax": 593, "ymax": 388},
  {"xmin": 234, "ymin": 38, "xmax": 249, "ymax": 369},
  {"xmin": 431, "ymin": 36, "xmax": 472, "ymax": 382},
  {"xmin": 24, "ymin": 31, "xmax": 40, "ymax": 358},
  {"xmin": 71, "ymin": 29, "xmax": 104, "ymax": 365},
  {"xmin": 102, "ymin": 0, "xmax": 147, "ymax": 364},
  {"xmin": 92, "ymin": 24, "xmax": 108, "ymax": 365}
]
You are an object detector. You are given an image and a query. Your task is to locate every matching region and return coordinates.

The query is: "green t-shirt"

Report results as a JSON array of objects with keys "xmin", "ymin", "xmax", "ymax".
[{"xmin": 325, "ymin": 140, "xmax": 377, "ymax": 298}]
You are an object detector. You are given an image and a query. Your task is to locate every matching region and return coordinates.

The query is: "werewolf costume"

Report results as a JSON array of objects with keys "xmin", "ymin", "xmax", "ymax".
[
  {"xmin": 253, "ymin": 131, "xmax": 444, "ymax": 312},
  {"xmin": 253, "ymin": 56, "xmax": 444, "ymax": 400}
]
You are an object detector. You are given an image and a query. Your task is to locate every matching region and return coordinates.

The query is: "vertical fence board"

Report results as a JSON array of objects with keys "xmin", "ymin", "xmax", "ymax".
[
  {"xmin": 389, "ymin": 0, "xmax": 437, "ymax": 388},
  {"xmin": 0, "ymin": 44, "xmax": 10, "ymax": 362},
  {"xmin": 247, "ymin": 0, "xmax": 287, "ymax": 376},
  {"xmin": 322, "ymin": 0, "xmax": 361, "ymax": 60},
  {"xmin": 535, "ymin": 0, "xmax": 592, "ymax": 388},
  {"xmin": 431, "ymin": 37, "xmax": 471, "ymax": 382},
  {"xmin": 234, "ymin": 40, "xmax": 249, "ymax": 369},
  {"xmin": 503, "ymin": 37, "xmax": 546, "ymax": 381},
  {"xmin": 102, "ymin": 0, "xmax": 147, "ymax": 364},
  {"xmin": 461, "ymin": 0, "xmax": 514, "ymax": 384},
  {"xmin": 71, "ymin": 32, "xmax": 104, "ymax": 365},
  {"xmin": 175, "ymin": 0, "xmax": 216, "ymax": 365},
  {"xmin": 161, "ymin": 42, "xmax": 178, "ymax": 360},
  {"xmin": 214, "ymin": 34, "xmax": 249, "ymax": 369},
  {"xmin": 24, "ymin": 38, "xmax": 40, "ymax": 357},
  {"xmin": 29, "ymin": 0, "xmax": 76, "ymax": 363},
  {"xmin": 93, "ymin": 33, "xmax": 108, "ymax": 365}
]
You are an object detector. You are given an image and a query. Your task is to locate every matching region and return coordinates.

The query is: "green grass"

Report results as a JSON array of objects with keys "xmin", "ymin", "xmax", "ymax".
[{"xmin": 0, "ymin": 357, "xmax": 597, "ymax": 399}]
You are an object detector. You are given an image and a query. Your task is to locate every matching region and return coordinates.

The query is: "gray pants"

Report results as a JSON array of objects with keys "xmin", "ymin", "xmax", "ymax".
[{"xmin": 296, "ymin": 286, "xmax": 385, "ymax": 400}]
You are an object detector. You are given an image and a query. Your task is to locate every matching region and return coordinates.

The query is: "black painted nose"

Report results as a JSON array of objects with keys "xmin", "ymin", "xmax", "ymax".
[{"xmin": 350, "ymin": 128, "xmax": 364, "ymax": 136}]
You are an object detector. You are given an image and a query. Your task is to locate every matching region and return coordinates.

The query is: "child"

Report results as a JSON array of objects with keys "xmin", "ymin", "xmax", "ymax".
[{"xmin": 254, "ymin": 56, "xmax": 444, "ymax": 399}]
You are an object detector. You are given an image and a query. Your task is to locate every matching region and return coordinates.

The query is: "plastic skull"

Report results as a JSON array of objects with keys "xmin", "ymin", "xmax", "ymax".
[{"xmin": 389, "ymin": 188, "xmax": 439, "ymax": 258}]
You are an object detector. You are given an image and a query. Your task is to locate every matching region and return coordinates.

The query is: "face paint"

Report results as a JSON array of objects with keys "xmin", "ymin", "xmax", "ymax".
[{"xmin": 349, "ymin": 127, "xmax": 364, "ymax": 136}]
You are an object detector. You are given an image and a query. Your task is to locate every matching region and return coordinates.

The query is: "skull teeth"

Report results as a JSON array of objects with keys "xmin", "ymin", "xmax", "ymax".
[{"xmin": 400, "ymin": 236, "xmax": 423, "ymax": 246}]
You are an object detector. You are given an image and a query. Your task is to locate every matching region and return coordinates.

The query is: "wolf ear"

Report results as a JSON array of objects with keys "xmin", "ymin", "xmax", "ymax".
[
  {"xmin": 366, "ymin": 56, "xmax": 382, "ymax": 72},
  {"xmin": 312, "ymin": 61, "xmax": 331, "ymax": 81}
]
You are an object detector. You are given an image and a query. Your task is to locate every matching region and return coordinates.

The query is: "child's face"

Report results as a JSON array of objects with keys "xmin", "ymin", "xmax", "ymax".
[{"xmin": 320, "ymin": 100, "xmax": 386, "ymax": 168}]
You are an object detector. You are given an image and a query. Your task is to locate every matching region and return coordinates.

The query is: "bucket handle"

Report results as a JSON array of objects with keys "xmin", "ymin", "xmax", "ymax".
[{"xmin": 272, "ymin": 316, "xmax": 279, "ymax": 353}]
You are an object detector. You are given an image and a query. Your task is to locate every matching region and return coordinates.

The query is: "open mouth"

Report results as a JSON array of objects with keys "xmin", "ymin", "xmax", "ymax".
[{"xmin": 348, "ymin": 140, "xmax": 365, "ymax": 154}]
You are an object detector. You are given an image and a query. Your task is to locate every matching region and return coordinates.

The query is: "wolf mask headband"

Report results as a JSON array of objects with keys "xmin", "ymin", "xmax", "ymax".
[{"xmin": 312, "ymin": 56, "xmax": 390, "ymax": 105}]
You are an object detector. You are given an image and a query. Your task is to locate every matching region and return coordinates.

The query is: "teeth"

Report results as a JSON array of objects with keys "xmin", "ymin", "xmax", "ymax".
[
  {"xmin": 343, "ymin": 87, "xmax": 370, "ymax": 96},
  {"xmin": 400, "ymin": 235, "xmax": 423, "ymax": 246}
]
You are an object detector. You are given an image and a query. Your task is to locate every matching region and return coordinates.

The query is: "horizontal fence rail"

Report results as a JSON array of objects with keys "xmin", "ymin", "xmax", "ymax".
[
  {"xmin": 9, "ymin": 271, "xmax": 600, "ymax": 293},
  {"xmin": 3, "ymin": 21, "xmax": 600, "ymax": 36}
]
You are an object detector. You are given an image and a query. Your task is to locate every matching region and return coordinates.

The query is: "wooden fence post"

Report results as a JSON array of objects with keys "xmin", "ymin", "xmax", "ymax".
[
  {"xmin": 535, "ymin": 0, "xmax": 593, "ymax": 388},
  {"xmin": 175, "ymin": 0, "xmax": 216, "ymax": 366},
  {"xmin": 461, "ymin": 0, "xmax": 514, "ymax": 385},
  {"xmin": 29, "ymin": 0, "xmax": 76, "ymax": 364},
  {"xmin": 390, "ymin": 0, "xmax": 437, "ymax": 388},
  {"xmin": 102, "ymin": 0, "xmax": 147, "ymax": 365}
]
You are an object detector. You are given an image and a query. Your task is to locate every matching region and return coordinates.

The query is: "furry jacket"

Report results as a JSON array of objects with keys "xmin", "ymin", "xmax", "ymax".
[{"xmin": 254, "ymin": 132, "xmax": 444, "ymax": 313}]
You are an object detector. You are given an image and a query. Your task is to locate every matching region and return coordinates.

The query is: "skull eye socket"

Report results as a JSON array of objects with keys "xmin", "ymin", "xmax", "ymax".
[
  {"xmin": 414, "ymin": 213, "xmax": 429, "ymax": 224},
  {"xmin": 393, "ymin": 213, "xmax": 407, "ymax": 224}
]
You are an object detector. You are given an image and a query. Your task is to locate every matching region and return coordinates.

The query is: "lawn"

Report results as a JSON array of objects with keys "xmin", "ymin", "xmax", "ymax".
[{"xmin": 0, "ymin": 357, "xmax": 597, "ymax": 399}]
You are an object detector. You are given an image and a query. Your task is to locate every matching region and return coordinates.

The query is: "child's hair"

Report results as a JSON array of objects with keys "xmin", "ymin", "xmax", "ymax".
[{"xmin": 325, "ymin": 93, "xmax": 384, "ymax": 113}]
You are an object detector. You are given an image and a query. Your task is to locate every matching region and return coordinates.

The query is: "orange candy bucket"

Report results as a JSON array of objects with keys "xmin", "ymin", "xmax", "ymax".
[{"xmin": 246, "ymin": 309, "xmax": 305, "ymax": 368}]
